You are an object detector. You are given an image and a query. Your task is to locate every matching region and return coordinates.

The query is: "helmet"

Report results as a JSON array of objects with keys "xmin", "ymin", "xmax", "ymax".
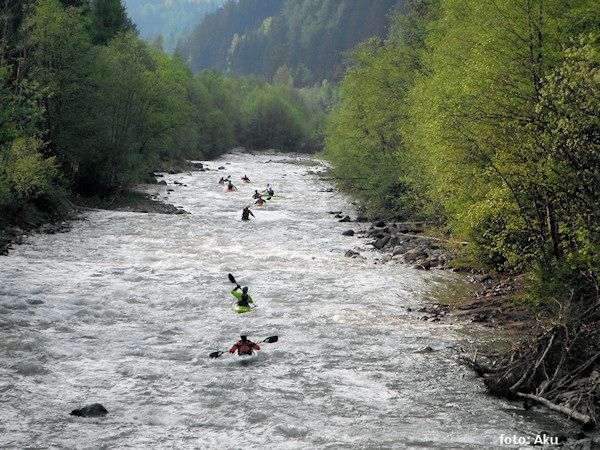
[
  {"xmin": 242, "ymin": 286, "xmax": 248, "ymax": 293},
  {"xmin": 245, "ymin": 205, "xmax": 250, "ymax": 209}
]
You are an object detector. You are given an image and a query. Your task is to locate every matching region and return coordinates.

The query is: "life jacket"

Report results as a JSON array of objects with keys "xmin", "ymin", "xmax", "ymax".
[
  {"xmin": 238, "ymin": 339, "xmax": 253, "ymax": 355},
  {"xmin": 238, "ymin": 293, "xmax": 249, "ymax": 307}
]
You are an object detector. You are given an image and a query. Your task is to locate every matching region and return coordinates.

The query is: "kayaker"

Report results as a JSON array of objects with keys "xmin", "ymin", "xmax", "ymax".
[
  {"xmin": 241, "ymin": 175, "xmax": 250, "ymax": 182},
  {"xmin": 241, "ymin": 206, "xmax": 254, "ymax": 221},
  {"xmin": 230, "ymin": 335, "xmax": 260, "ymax": 356},
  {"xmin": 262, "ymin": 184, "xmax": 274, "ymax": 196},
  {"xmin": 252, "ymin": 190, "xmax": 261, "ymax": 199},
  {"xmin": 227, "ymin": 180, "xmax": 237, "ymax": 191},
  {"xmin": 232, "ymin": 285, "xmax": 253, "ymax": 308},
  {"xmin": 254, "ymin": 196, "xmax": 267, "ymax": 206}
]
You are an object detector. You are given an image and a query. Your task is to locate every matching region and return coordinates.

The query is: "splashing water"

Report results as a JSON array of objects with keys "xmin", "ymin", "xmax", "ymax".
[{"xmin": 0, "ymin": 151, "xmax": 577, "ymax": 448}]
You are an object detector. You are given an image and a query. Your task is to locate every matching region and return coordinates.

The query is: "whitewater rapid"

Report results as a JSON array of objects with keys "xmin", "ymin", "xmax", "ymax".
[{"xmin": 0, "ymin": 151, "xmax": 576, "ymax": 448}]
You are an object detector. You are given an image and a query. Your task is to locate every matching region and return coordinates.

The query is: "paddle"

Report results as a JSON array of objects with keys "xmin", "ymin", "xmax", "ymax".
[
  {"xmin": 228, "ymin": 273, "xmax": 241, "ymax": 290},
  {"xmin": 209, "ymin": 335, "xmax": 279, "ymax": 359}
]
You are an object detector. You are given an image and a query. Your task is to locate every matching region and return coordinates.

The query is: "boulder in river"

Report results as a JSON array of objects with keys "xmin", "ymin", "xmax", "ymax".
[{"xmin": 70, "ymin": 403, "xmax": 108, "ymax": 417}]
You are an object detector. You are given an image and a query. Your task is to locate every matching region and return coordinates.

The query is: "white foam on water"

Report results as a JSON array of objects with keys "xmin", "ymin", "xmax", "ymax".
[{"xmin": 0, "ymin": 151, "xmax": 580, "ymax": 449}]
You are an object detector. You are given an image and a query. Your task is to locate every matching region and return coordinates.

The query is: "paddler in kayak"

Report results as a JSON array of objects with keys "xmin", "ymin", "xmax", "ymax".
[
  {"xmin": 252, "ymin": 190, "xmax": 261, "ymax": 199},
  {"xmin": 241, "ymin": 174, "xmax": 250, "ymax": 183},
  {"xmin": 232, "ymin": 285, "xmax": 254, "ymax": 308},
  {"xmin": 230, "ymin": 335, "xmax": 260, "ymax": 355},
  {"xmin": 254, "ymin": 196, "xmax": 267, "ymax": 206},
  {"xmin": 227, "ymin": 180, "xmax": 237, "ymax": 191},
  {"xmin": 241, "ymin": 205, "xmax": 254, "ymax": 221},
  {"xmin": 262, "ymin": 184, "xmax": 274, "ymax": 196}
]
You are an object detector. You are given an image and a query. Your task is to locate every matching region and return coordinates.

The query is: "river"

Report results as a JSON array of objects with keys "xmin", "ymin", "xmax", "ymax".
[{"xmin": 0, "ymin": 151, "xmax": 577, "ymax": 449}]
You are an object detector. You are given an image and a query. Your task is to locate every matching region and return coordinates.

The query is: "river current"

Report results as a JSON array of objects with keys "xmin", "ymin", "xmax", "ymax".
[{"xmin": 0, "ymin": 151, "xmax": 577, "ymax": 448}]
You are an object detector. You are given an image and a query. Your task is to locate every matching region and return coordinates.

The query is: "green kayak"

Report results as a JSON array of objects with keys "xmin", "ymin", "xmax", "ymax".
[{"xmin": 232, "ymin": 302, "xmax": 253, "ymax": 314}]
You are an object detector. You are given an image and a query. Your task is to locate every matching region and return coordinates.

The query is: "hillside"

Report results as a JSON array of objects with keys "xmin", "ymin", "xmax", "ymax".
[
  {"xmin": 122, "ymin": 0, "xmax": 227, "ymax": 53},
  {"xmin": 177, "ymin": 0, "xmax": 407, "ymax": 87}
]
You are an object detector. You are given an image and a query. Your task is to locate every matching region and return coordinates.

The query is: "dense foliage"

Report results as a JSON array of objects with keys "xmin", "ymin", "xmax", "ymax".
[
  {"xmin": 0, "ymin": 0, "xmax": 324, "ymax": 227},
  {"xmin": 321, "ymin": 0, "xmax": 600, "ymax": 302},
  {"xmin": 177, "ymin": 0, "xmax": 407, "ymax": 87}
]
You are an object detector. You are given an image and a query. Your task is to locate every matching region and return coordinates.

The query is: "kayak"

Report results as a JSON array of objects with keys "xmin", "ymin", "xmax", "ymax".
[
  {"xmin": 234, "ymin": 350, "xmax": 258, "ymax": 364},
  {"xmin": 232, "ymin": 302, "xmax": 253, "ymax": 314}
]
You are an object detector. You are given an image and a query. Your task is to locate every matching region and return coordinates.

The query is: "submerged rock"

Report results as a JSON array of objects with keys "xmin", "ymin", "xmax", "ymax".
[{"xmin": 414, "ymin": 346, "xmax": 436, "ymax": 353}]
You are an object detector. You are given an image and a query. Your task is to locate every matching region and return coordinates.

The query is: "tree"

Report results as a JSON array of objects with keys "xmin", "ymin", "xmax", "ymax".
[
  {"xmin": 89, "ymin": 0, "xmax": 135, "ymax": 46},
  {"xmin": 533, "ymin": 33, "xmax": 600, "ymax": 296},
  {"xmin": 75, "ymin": 32, "xmax": 193, "ymax": 194},
  {"xmin": 0, "ymin": 67, "xmax": 56, "ymax": 213},
  {"xmin": 322, "ymin": 1, "xmax": 436, "ymax": 218},
  {"xmin": 186, "ymin": 70, "xmax": 238, "ymax": 159},
  {"xmin": 239, "ymin": 85, "xmax": 310, "ymax": 152}
]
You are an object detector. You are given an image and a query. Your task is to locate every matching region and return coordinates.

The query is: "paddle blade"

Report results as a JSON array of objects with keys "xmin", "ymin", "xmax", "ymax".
[
  {"xmin": 228, "ymin": 273, "xmax": 236, "ymax": 284},
  {"xmin": 209, "ymin": 351, "xmax": 224, "ymax": 359},
  {"xmin": 263, "ymin": 336, "xmax": 278, "ymax": 343}
]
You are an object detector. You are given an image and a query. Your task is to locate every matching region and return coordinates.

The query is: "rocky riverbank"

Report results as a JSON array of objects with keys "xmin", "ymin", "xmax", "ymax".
[
  {"xmin": 335, "ymin": 210, "xmax": 600, "ymax": 444},
  {"xmin": 334, "ymin": 210, "xmax": 537, "ymax": 330},
  {"xmin": 0, "ymin": 161, "xmax": 205, "ymax": 256},
  {"xmin": 0, "ymin": 194, "xmax": 188, "ymax": 256}
]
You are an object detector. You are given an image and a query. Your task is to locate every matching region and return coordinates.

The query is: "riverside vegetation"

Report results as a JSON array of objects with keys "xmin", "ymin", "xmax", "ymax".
[{"xmin": 2, "ymin": 0, "xmax": 599, "ymax": 431}]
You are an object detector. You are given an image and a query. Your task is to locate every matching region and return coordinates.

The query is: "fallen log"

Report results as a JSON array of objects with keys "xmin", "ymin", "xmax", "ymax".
[{"xmin": 515, "ymin": 392, "xmax": 593, "ymax": 429}]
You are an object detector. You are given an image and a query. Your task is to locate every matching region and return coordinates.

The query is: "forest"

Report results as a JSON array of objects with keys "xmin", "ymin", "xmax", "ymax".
[
  {"xmin": 177, "ymin": 0, "xmax": 407, "ymax": 87},
  {"xmin": 1, "ymin": 0, "xmax": 600, "ymax": 424},
  {"xmin": 121, "ymin": 0, "xmax": 227, "ymax": 54},
  {"xmin": 0, "ymin": 0, "xmax": 329, "ymax": 228}
]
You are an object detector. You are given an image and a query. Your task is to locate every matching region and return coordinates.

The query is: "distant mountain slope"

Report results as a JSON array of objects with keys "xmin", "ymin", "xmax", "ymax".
[
  {"xmin": 122, "ymin": 0, "xmax": 228, "ymax": 53},
  {"xmin": 177, "ymin": 0, "xmax": 407, "ymax": 86}
]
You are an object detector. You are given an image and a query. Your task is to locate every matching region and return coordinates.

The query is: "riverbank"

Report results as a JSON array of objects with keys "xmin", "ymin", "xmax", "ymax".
[
  {"xmin": 0, "ymin": 162, "xmax": 205, "ymax": 256},
  {"xmin": 336, "ymin": 211, "xmax": 600, "ymax": 443},
  {"xmin": 336, "ymin": 212, "xmax": 547, "ymax": 333},
  {"xmin": 0, "ymin": 192, "xmax": 188, "ymax": 256}
]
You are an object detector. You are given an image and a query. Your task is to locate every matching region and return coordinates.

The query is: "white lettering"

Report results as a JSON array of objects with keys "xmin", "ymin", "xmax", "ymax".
[
  {"xmin": 534, "ymin": 434, "xmax": 558, "ymax": 445},
  {"xmin": 499, "ymin": 434, "xmax": 533, "ymax": 446}
]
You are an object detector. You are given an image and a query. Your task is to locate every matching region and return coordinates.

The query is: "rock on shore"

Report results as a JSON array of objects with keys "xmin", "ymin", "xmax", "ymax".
[{"xmin": 335, "ymin": 212, "xmax": 456, "ymax": 270}]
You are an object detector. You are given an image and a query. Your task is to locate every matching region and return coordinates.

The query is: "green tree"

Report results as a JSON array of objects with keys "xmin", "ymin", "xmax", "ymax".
[
  {"xmin": 75, "ymin": 32, "xmax": 193, "ymax": 194},
  {"xmin": 321, "ymin": 1, "xmax": 436, "ymax": 218},
  {"xmin": 187, "ymin": 70, "xmax": 238, "ymax": 160},
  {"xmin": 533, "ymin": 34, "xmax": 600, "ymax": 297},
  {"xmin": 404, "ymin": 0, "xmax": 600, "ymax": 285},
  {"xmin": 239, "ymin": 85, "xmax": 310, "ymax": 152},
  {"xmin": 89, "ymin": 0, "xmax": 134, "ymax": 45},
  {"xmin": 0, "ymin": 66, "xmax": 56, "ymax": 212}
]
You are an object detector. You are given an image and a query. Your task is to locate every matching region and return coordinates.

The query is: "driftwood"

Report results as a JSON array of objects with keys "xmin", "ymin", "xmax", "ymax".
[
  {"xmin": 462, "ymin": 296, "xmax": 600, "ymax": 429},
  {"xmin": 515, "ymin": 392, "xmax": 592, "ymax": 427},
  {"xmin": 509, "ymin": 333, "xmax": 555, "ymax": 393}
]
